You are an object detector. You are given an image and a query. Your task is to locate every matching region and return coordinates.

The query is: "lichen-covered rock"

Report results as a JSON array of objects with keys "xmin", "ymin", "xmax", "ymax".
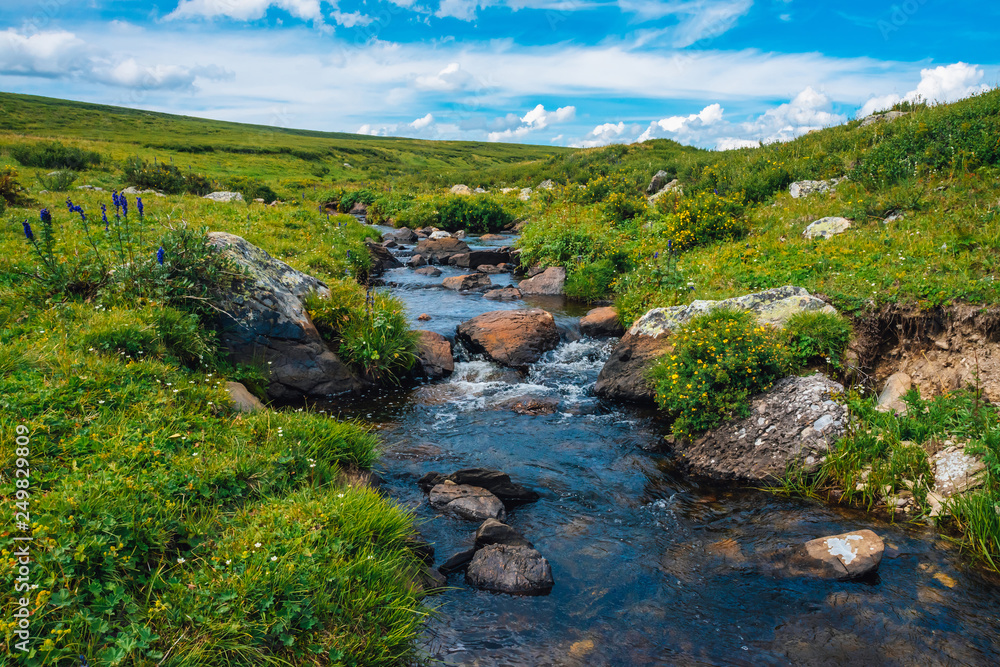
[
  {"xmin": 803, "ymin": 216, "xmax": 852, "ymax": 240},
  {"xmin": 595, "ymin": 287, "xmax": 834, "ymax": 404},
  {"xmin": 450, "ymin": 184, "xmax": 473, "ymax": 195},
  {"xmin": 860, "ymin": 110, "xmax": 908, "ymax": 127},
  {"xmin": 673, "ymin": 374, "xmax": 847, "ymax": 482},
  {"xmin": 456, "ymin": 309, "xmax": 560, "ymax": 368},
  {"xmin": 932, "ymin": 446, "xmax": 986, "ymax": 497},
  {"xmin": 207, "ymin": 232, "xmax": 362, "ymax": 400},
  {"xmin": 203, "ymin": 191, "xmax": 245, "ymax": 202},
  {"xmin": 415, "ymin": 237, "xmax": 471, "ymax": 264},
  {"xmin": 466, "ymin": 544, "xmax": 554, "ymax": 595},
  {"xmin": 414, "ymin": 330, "xmax": 454, "ymax": 379},
  {"xmin": 646, "ymin": 170, "xmax": 672, "ymax": 194},
  {"xmin": 518, "ymin": 266, "xmax": 566, "ymax": 296},
  {"xmin": 788, "ymin": 178, "xmax": 844, "ymax": 198},
  {"xmin": 428, "ymin": 483, "xmax": 506, "ymax": 522}
]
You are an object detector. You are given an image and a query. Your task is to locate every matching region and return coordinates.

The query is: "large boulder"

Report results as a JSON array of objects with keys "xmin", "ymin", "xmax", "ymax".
[
  {"xmin": 390, "ymin": 227, "xmax": 418, "ymax": 243},
  {"xmin": 646, "ymin": 170, "xmax": 672, "ymax": 194},
  {"xmin": 207, "ymin": 232, "xmax": 362, "ymax": 400},
  {"xmin": 518, "ymin": 266, "xmax": 566, "ymax": 296},
  {"xmin": 428, "ymin": 483, "xmax": 506, "ymax": 522},
  {"xmin": 456, "ymin": 309, "xmax": 560, "ymax": 368},
  {"xmin": 466, "ymin": 544, "xmax": 554, "ymax": 595},
  {"xmin": 580, "ymin": 306, "xmax": 624, "ymax": 338},
  {"xmin": 366, "ymin": 242, "xmax": 402, "ymax": 275},
  {"xmin": 764, "ymin": 530, "xmax": 884, "ymax": 580},
  {"xmin": 670, "ymin": 374, "xmax": 847, "ymax": 482},
  {"xmin": 414, "ymin": 330, "xmax": 454, "ymax": 379},
  {"xmin": 415, "ymin": 237, "xmax": 471, "ymax": 264},
  {"xmin": 595, "ymin": 286, "xmax": 835, "ymax": 404},
  {"xmin": 442, "ymin": 273, "xmax": 492, "ymax": 291}
]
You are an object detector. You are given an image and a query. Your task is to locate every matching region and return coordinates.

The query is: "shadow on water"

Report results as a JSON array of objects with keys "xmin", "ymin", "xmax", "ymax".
[{"xmin": 311, "ymin": 230, "xmax": 1000, "ymax": 666}]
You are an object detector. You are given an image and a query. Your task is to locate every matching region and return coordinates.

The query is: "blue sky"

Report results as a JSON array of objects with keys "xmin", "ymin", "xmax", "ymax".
[{"xmin": 0, "ymin": 0, "xmax": 996, "ymax": 148}]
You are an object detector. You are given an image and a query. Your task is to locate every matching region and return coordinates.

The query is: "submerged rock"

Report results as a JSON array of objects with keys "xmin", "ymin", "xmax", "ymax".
[
  {"xmin": 483, "ymin": 287, "xmax": 523, "ymax": 301},
  {"xmin": 580, "ymin": 306, "xmax": 624, "ymax": 338},
  {"xmin": 475, "ymin": 518, "xmax": 534, "ymax": 549},
  {"xmin": 419, "ymin": 468, "xmax": 540, "ymax": 504},
  {"xmin": 415, "ymin": 266, "xmax": 442, "ymax": 277},
  {"xmin": 414, "ymin": 330, "xmax": 454, "ymax": 379},
  {"xmin": 429, "ymin": 482, "xmax": 506, "ymax": 522},
  {"xmin": 466, "ymin": 544, "xmax": 554, "ymax": 595},
  {"xmin": 518, "ymin": 266, "xmax": 566, "ymax": 296},
  {"xmin": 456, "ymin": 309, "xmax": 560, "ymax": 368},
  {"xmin": 671, "ymin": 374, "xmax": 847, "ymax": 482},
  {"xmin": 764, "ymin": 529, "xmax": 884, "ymax": 580},
  {"xmin": 207, "ymin": 232, "xmax": 362, "ymax": 400}
]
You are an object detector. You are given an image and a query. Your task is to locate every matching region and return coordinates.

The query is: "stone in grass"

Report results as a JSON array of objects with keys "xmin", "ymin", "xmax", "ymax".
[
  {"xmin": 226, "ymin": 381, "xmax": 264, "ymax": 412},
  {"xmin": 466, "ymin": 544, "xmax": 554, "ymax": 595},
  {"xmin": 803, "ymin": 216, "xmax": 852, "ymax": 240},
  {"xmin": 428, "ymin": 482, "xmax": 506, "ymax": 522}
]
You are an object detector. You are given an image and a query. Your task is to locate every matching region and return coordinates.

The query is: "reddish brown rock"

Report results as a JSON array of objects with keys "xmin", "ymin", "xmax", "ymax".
[
  {"xmin": 414, "ymin": 330, "xmax": 454, "ymax": 379},
  {"xmin": 415, "ymin": 237, "xmax": 471, "ymax": 264},
  {"xmin": 483, "ymin": 287, "xmax": 522, "ymax": 301},
  {"xmin": 417, "ymin": 313, "xmax": 432, "ymax": 321},
  {"xmin": 518, "ymin": 266, "xmax": 566, "ymax": 296},
  {"xmin": 443, "ymin": 273, "xmax": 492, "ymax": 291},
  {"xmin": 593, "ymin": 331, "xmax": 672, "ymax": 403},
  {"xmin": 764, "ymin": 529, "xmax": 884, "ymax": 580},
  {"xmin": 579, "ymin": 306, "xmax": 624, "ymax": 338},
  {"xmin": 456, "ymin": 309, "xmax": 560, "ymax": 368}
]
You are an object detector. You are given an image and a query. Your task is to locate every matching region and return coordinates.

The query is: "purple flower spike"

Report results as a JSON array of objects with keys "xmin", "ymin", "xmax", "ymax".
[
  {"xmin": 40, "ymin": 209, "xmax": 52, "ymax": 225},
  {"xmin": 137, "ymin": 197, "xmax": 144, "ymax": 219},
  {"xmin": 157, "ymin": 247, "xmax": 164, "ymax": 265},
  {"xmin": 23, "ymin": 220, "xmax": 34, "ymax": 241}
]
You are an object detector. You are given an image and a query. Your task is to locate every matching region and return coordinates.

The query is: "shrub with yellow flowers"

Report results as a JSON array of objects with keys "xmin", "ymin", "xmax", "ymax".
[{"xmin": 649, "ymin": 308, "xmax": 787, "ymax": 439}]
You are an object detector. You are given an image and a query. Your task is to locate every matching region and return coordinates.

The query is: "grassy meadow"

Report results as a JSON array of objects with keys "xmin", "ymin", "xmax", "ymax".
[{"xmin": 2, "ymin": 87, "xmax": 1000, "ymax": 662}]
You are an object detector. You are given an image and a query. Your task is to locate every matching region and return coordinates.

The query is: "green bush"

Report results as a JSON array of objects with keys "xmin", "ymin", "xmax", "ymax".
[
  {"xmin": 183, "ymin": 171, "xmax": 214, "ymax": 196},
  {"xmin": 565, "ymin": 258, "xmax": 618, "ymax": 302},
  {"xmin": 305, "ymin": 284, "xmax": 417, "ymax": 383},
  {"xmin": 394, "ymin": 198, "xmax": 441, "ymax": 229},
  {"xmin": 783, "ymin": 310, "xmax": 853, "ymax": 371},
  {"xmin": 649, "ymin": 189, "xmax": 748, "ymax": 250},
  {"xmin": 438, "ymin": 196, "xmax": 514, "ymax": 233},
  {"xmin": 122, "ymin": 157, "xmax": 187, "ymax": 194},
  {"xmin": 35, "ymin": 169, "xmax": 77, "ymax": 192},
  {"xmin": 78, "ymin": 305, "xmax": 217, "ymax": 366},
  {"xmin": 226, "ymin": 175, "xmax": 279, "ymax": 203},
  {"xmin": 0, "ymin": 167, "xmax": 32, "ymax": 206},
  {"xmin": 601, "ymin": 191, "xmax": 648, "ymax": 221},
  {"xmin": 649, "ymin": 309, "xmax": 787, "ymax": 438},
  {"xmin": 9, "ymin": 140, "xmax": 102, "ymax": 170}
]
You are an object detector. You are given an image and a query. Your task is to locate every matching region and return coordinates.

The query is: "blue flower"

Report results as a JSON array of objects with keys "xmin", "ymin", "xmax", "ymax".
[
  {"xmin": 157, "ymin": 247, "xmax": 164, "ymax": 265},
  {"xmin": 40, "ymin": 209, "xmax": 51, "ymax": 225},
  {"xmin": 23, "ymin": 220, "xmax": 34, "ymax": 241},
  {"xmin": 101, "ymin": 204, "xmax": 108, "ymax": 230},
  {"xmin": 137, "ymin": 197, "xmax": 144, "ymax": 219},
  {"xmin": 66, "ymin": 198, "xmax": 73, "ymax": 211},
  {"xmin": 121, "ymin": 196, "xmax": 128, "ymax": 217},
  {"xmin": 654, "ymin": 251, "xmax": 659, "ymax": 259},
  {"xmin": 668, "ymin": 239, "xmax": 672, "ymax": 251}
]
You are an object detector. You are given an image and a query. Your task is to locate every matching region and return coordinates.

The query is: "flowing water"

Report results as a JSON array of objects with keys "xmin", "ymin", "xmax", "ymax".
[{"xmin": 319, "ymin": 228, "xmax": 1000, "ymax": 666}]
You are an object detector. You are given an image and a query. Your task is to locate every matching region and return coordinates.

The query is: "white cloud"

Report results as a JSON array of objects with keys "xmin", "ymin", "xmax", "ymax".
[
  {"xmin": 637, "ymin": 102, "xmax": 724, "ymax": 141},
  {"xmin": 357, "ymin": 122, "xmax": 397, "ymax": 136},
  {"xmin": 0, "ymin": 28, "xmax": 227, "ymax": 91},
  {"xmin": 410, "ymin": 112, "xmax": 434, "ymax": 129},
  {"xmin": 487, "ymin": 103, "xmax": 576, "ymax": 141},
  {"xmin": 715, "ymin": 138, "xmax": 760, "ymax": 150},
  {"xmin": 167, "ymin": 0, "xmax": 325, "ymax": 22},
  {"xmin": 857, "ymin": 62, "xmax": 990, "ymax": 117},
  {"xmin": 576, "ymin": 121, "xmax": 631, "ymax": 147},
  {"xmin": 414, "ymin": 62, "xmax": 478, "ymax": 91},
  {"xmin": 331, "ymin": 11, "xmax": 375, "ymax": 27}
]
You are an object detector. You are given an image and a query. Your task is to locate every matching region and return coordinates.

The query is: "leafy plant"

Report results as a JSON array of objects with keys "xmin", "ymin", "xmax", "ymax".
[
  {"xmin": 649, "ymin": 309, "xmax": 787, "ymax": 439},
  {"xmin": 9, "ymin": 140, "xmax": 102, "ymax": 170},
  {"xmin": 565, "ymin": 258, "xmax": 619, "ymax": 302},
  {"xmin": 226, "ymin": 175, "xmax": 279, "ymax": 203},
  {"xmin": 437, "ymin": 196, "xmax": 514, "ymax": 233},
  {"xmin": 783, "ymin": 310, "xmax": 853, "ymax": 371},
  {"xmin": 122, "ymin": 156, "xmax": 187, "ymax": 194},
  {"xmin": 35, "ymin": 169, "xmax": 78, "ymax": 192},
  {"xmin": 0, "ymin": 167, "xmax": 32, "ymax": 206}
]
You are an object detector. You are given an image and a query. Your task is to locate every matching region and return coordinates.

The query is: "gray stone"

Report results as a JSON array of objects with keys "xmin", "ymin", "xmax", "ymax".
[
  {"xmin": 475, "ymin": 518, "xmax": 534, "ymax": 549},
  {"xmin": 672, "ymin": 374, "xmax": 847, "ymax": 482},
  {"xmin": 466, "ymin": 544, "xmax": 554, "ymax": 595},
  {"xmin": 803, "ymin": 216, "xmax": 852, "ymax": 240},
  {"xmin": 538, "ymin": 179, "xmax": 555, "ymax": 190},
  {"xmin": 390, "ymin": 227, "xmax": 418, "ymax": 243},
  {"xmin": 876, "ymin": 372, "xmax": 912, "ymax": 415},
  {"xmin": 450, "ymin": 184, "xmax": 473, "ymax": 195},
  {"xmin": 366, "ymin": 242, "xmax": 402, "ymax": 275},
  {"xmin": 646, "ymin": 170, "xmax": 672, "ymax": 194},
  {"xmin": 428, "ymin": 483, "xmax": 506, "ymax": 522},
  {"xmin": 430, "ymin": 230, "xmax": 452, "ymax": 239},
  {"xmin": 788, "ymin": 178, "xmax": 843, "ymax": 199},
  {"xmin": 203, "ymin": 191, "xmax": 245, "ymax": 203},
  {"xmin": 207, "ymin": 232, "xmax": 362, "ymax": 401},
  {"xmin": 860, "ymin": 110, "xmax": 909, "ymax": 127},
  {"xmin": 518, "ymin": 188, "xmax": 532, "ymax": 201},
  {"xmin": 932, "ymin": 446, "xmax": 986, "ymax": 498}
]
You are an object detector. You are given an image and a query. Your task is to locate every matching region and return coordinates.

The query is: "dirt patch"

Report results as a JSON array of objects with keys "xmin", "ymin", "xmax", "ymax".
[{"xmin": 851, "ymin": 304, "xmax": 1000, "ymax": 402}]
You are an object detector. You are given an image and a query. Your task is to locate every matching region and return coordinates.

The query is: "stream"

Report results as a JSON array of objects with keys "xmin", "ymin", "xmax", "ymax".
[{"xmin": 318, "ymin": 227, "xmax": 1000, "ymax": 666}]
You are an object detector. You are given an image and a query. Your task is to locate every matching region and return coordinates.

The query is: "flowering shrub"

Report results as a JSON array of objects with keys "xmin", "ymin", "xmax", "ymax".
[
  {"xmin": 649, "ymin": 189, "xmax": 748, "ymax": 250},
  {"xmin": 649, "ymin": 309, "xmax": 787, "ymax": 438}
]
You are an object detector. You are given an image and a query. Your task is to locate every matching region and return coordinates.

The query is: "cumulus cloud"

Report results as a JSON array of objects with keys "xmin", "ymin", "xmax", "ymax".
[
  {"xmin": 0, "ymin": 28, "xmax": 228, "ymax": 91},
  {"xmin": 576, "ymin": 121, "xmax": 631, "ymax": 148},
  {"xmin": 857, "ymin": 62, "xmax": 990, "ymax": 118},
  {"xmin": 331, "ymin": 11, "xmax": 375, "ymax": 27},
  {"xmin": 636, "ymin": 102, "xmax": 723, "ymax": 142},
  {"xmin": 414, "ymin": 62, "xmax": 478, "ymax": 92},
  {"xmin": 167, "ymin": 0, "xmax": 325, "ymax": 22},
  {"xmin": 410, "ymin": 112, "xmax": 434, "ymax": 129},
  {"xmin": 487, "ymin": 103, "xmax": 575, "ymax": 142}
]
